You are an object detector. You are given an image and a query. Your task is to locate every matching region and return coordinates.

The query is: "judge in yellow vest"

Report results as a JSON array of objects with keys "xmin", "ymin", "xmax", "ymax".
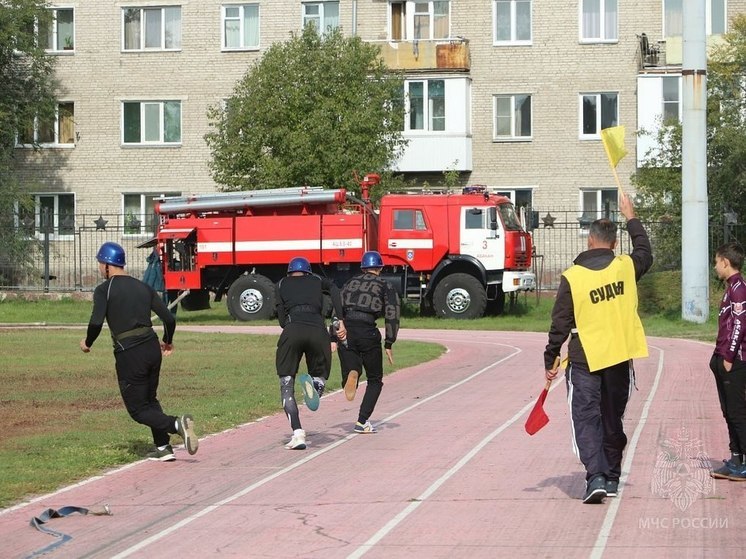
[{"xmin": 544, "ymin": 191, "xmax": 652, "ymax": 504}]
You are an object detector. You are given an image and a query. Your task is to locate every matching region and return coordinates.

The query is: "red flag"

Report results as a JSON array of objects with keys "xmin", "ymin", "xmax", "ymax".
[
  {"xmin": 525, "ymin": 379, "xmax": 552, "ymax": 435},
  {"xmin": 525, "ymin": 357, "xmax": 560, "ymax": 436}
]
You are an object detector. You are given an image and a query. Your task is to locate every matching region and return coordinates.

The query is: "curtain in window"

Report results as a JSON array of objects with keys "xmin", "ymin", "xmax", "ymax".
[
  {"xmin": 433, "ymin": 1, "xmax": 449, "ymax": 39},
  {"xmin": 494, "ymin": 1, "xmax": 511, "ymax": 41},
  {"xmin": 144, "ymin": 8, "xmax": 162, "ymax": 48},
  {"xmin": 124, "ymin": 9, "xmax": 141, "ymax": 49},
  {"xmin": 414, "ymin": 3, "xmax": 430, "ymax": 40},
  {"xmin": 516, "ymin": 0, "xmax": 531, "ymax": 41},
  {"xmin": 604, "ymin": 0, "xmax": 617, "ymax": 40},
  {"xmin": 664, "ymin": 0, "xmax": 682, "ymax": 36},
  {"xmin": 164, "ymin": 7, "xmax": 181, "ymax": 48},
  {"xmin": 582, "ymin": 0, "xmax": 600, "ymax": 39},
  {"xmin": 224, "ymin": 7, "xmax": 240, "ymax": 47},
  {"xmin": 244, "ymin": 5, "xmax": 259, "ymax": 47},
  {"xmin": 495, "ymin": 96, "xmax": 511, "ymax": 136},
  {"xmin": 428, "ymin": 80, "xmax": 445, "ymax": 131},
  {"xmin": 57, "ymin": 9, "xmax": 74, "ymax": 49},
  {"xmin": 409, "ymin": 82, "xmax": 424, "ymax": 130},
  {"xmin": 582, "ymin": 191, "xmax": 598, "ymax": 219},
  {"xmin": 143, "ymin": 103, "xmax": 160, "ymax": 141},
  {"xmin": 59, "ymin": 103, "xmax": 74, "ymax": 144},
  {"xmin": 164, "ymin": 102, "xmax": 181, "ymax": 143},
  {"xmin": 323, "ymin": 2, "xmax": 339, "ymax": 33}
]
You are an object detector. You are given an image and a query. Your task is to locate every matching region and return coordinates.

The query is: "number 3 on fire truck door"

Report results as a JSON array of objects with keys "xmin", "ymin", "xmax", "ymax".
[{"xmin": 482, "ymin": 241, "xmax": 488, "ymax": 250}]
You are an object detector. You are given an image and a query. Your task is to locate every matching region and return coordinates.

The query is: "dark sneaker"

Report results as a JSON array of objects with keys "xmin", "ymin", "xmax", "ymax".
[
  {"xmin": 147, "ymin": 445, "xmax": 175, "ymax": 462},
  {"xmin": 354, "ymin": 421, "xmax": 377, "ymax": 434},
  {"xmin": 312, "ymin": 377, "xmax": 326, "ymax": 398},
  {"xmin": 712, "ymin": 457, "xmax": 743, "ymax": 480},
  {"xmin": 177, "ymin": 414, "xmax": 199, "ymax": 455},
  {"xmin": 726, "ymin": 461, "xmax": 746, "ymax": 481},
  {"xmin": 606, "ymin": 479, "xmax": 619, "ymax": 497},
  {"xmin": 299, "ymin": 373, "xmax": 320, "ymax": 411},
  {"xmin": 344, "ymin": 370, "xmax": 359, "ymax": 401},
  {"xmin": 582, "ymin": 476, "xmax": 607, "ymax": 504}
]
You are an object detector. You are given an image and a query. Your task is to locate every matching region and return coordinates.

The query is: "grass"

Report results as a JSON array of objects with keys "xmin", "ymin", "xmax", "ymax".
[{"xmin": 0, "ymin": 269, "xmax": 723, "ymax": 507}]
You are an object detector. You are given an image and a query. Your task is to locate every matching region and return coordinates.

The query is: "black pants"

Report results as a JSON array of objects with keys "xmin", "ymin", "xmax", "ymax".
[
  {"xmin": 337, "ymin": 322, "xmax": 383, "ymax": 423},
  {"xmin": 114, "ymin": 339, "xmax": 176, "ymax": 447},
  {"xmin": 567, "ymin": 360, "xmax": 632, "ymax": 482},
  {"xmin": 710, "ymin": 354, "xmax": 746, "ymax": 456},
  {"xmin": 275, "ymin": 322, "xmax": 332, "ymax": 379}
]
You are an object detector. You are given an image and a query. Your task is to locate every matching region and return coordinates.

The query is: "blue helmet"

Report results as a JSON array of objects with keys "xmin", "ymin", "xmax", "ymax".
[
  {"xmin": 96, "ymin": 242, "xmax": 126, "ymax": 267},
  {"xmin": 361, "ymin": 251, "xmax": 383, "ymax": 270},
  {"xmin": 287, "ymin": 256, "xmax": 312, "ymax": 274}
]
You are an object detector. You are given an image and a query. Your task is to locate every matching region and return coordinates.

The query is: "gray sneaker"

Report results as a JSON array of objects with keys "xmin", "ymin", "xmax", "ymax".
[
  {"xmin": 606, "ymin": 479, "xmax": 619, "ymax": 497},
  {"xmin": 177, "ymin": 415, "xmax": 199, "ymax": 455},
  {"xmin": 147, "ymin": 445, "xmax": 175, "ymax": 462},
  {"xmin": 582, "ymin": 476, "xmax": 607, "ymax": 504},
  {"xmin": 312, "ymin": 377, "xmax": 326, "ymax": 398}
]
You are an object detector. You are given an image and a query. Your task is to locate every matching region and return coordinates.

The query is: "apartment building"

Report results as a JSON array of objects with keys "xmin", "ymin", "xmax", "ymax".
[{"xmin": 12, "ymin": 0, "xmax": 744, "ymax": 263}]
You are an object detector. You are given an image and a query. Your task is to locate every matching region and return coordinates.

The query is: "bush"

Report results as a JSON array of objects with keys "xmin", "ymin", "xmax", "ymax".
[{"xmin": 638, "ymin": 270, "xmax": 722, "ymax": 318}]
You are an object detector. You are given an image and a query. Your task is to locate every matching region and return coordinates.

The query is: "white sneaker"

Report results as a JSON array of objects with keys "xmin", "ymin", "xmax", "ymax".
[{"xmin": 285, "ymin": 429, "xmax": 307, "ymax": 450}]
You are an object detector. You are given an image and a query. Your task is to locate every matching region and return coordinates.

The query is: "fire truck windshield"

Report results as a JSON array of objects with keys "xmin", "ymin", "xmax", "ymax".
[{"xmin": 498, "ymin": 203, "xmax": 523, "ymax": 231}]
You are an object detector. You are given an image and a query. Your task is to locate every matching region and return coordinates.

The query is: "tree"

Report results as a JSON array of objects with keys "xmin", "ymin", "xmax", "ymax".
[
  {"xmin": 0, "ymin": 0, "xmax": 58, "ymax": 283},
  {"xmin": 205, "ymin": 26, "xmax": 406, "ymax": 193},
  {"xmin": 633, "ymin": 14, "xmax": 746, "ymax": 268}
]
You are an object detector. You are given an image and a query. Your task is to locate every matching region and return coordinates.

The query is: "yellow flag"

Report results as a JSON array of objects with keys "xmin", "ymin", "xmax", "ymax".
[{"xmin": 600, "ymin": 125, "xmax": 628, "ymax": 168}]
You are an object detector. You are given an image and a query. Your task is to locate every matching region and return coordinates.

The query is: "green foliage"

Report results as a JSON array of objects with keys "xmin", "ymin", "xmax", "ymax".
[
  {"xmin": 0, "ymin": 1, "xmax": 57, "ymax": 282},
  {"xmin": 633, "ymin": 14, "xmax": 746, "ymax": 263},
  {"xmin": 205, "ymin": 26, "xmax": 406, "ymax": 192}
]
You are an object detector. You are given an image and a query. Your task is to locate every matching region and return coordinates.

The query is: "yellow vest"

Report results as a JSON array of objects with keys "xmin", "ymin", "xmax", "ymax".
[{"xmin": 562, "ymin": 255, "xmax": 648, "ymax": 371}]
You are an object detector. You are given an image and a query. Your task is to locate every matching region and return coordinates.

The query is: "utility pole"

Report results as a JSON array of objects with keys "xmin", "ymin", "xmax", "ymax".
[{"xmin": 681, "ymin": 0, "xmax": 709, "ymax": 323}]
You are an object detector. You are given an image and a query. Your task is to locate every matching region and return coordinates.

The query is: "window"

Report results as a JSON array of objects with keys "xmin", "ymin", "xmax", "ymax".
[
  {"xmin": 17, "ymin": 102, "xmax": 75, "ymax": 146},
  {"xmin": 465, "ymin": 208, "xmax": 485, "ymax": 229},
  {"xmin": 580, "ymin": 0, "xmax": 617, "ymax": 42},
  {"xmin": 302, "ymin": 2, "xmax": 339, "ymax": 34},
  {"xmin": 123, "ymin": 192, "xmax": 180, "ymax": 235},
  {"xmin": 389, "ymin": 1, "xmax": 449, "ymax": 40},
  {"xmin": 580, "ymin": 93, "xmax": 618, "ymax": 137},
  {"xmin": 406, "ymin": 79, "xmax": 445, "ymax": 131},
  {"xmin": 122, "ymin": 101, "xmax": 181, "ymax": 145},
  {"xmin": 222, "ymin": 4, "xmax": 259, "ymax": 49},
  {"xmin": 493, "ymin": 0, "xmax": 531, "ymax": 44},
  {"xmin": 664, "ymin": 0, "xmax": 726, "ymax": 36},
  {"xmin": 493, "ymin": 94, "xmax": 531, "ymax": 140},
  {"xmin": 40, "ymin": 7, "xmax": 74, "ymax": 52},
  {"xmin": 580, "ymin": 189, "xmax": 618, "ymax": 225},
  {"xmin": 393, "ymin": 209, "xmax": 427, "ymax": 230},
  {"xmin": 662, "ymin": 76, "xmax": 680, "ymax": 123},
  {"xmin": 17, "ymin": 194, "xmax": 75, "ymax": 238},
  {"xmin": 123, "ymin": 7, "xmax": 181, "ymax": 51},
  {"xmin": 497, "ymin": 189, "xmax": 533, "ymax": 211}
]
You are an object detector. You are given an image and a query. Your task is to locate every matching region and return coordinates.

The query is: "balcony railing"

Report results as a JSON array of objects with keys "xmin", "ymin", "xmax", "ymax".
[{"xmin": 375, "ymin": 38, "xmax": 470, "ymax": 72}]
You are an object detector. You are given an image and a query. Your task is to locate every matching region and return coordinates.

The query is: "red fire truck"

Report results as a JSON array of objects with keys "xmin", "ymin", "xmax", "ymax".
[{"xmin": 153, "ymin": 174, "xmax": 535, "ymax": 320}]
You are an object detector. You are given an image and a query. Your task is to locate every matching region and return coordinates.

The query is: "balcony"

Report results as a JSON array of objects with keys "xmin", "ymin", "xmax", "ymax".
[{"xmin": 375, "ymin": 38, "xmax": 470, "ymax": 72}]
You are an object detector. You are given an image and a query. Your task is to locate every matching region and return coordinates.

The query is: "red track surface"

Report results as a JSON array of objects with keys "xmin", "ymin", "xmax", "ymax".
[{"xmin": 2, "ymin": 328, "xmax": 742, "ymax": 559}]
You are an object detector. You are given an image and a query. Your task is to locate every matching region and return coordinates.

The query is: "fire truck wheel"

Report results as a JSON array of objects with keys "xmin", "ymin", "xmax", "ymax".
[
  {"xmin": 226, "ymin": 274, "xmax": 276, "ymax": 321},
  {"xmin": 432, "ymin": 273, "xmax": 487, "ymax": 319}
]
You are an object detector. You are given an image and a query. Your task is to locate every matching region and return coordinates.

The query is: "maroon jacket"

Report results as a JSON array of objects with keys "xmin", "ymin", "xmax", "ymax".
[{"xmin": 715, "ymin": 272, "xmax": 746, "ymax": 363}]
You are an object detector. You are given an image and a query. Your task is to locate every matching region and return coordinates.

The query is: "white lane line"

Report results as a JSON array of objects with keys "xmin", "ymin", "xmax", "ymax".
[
  {"xmin": 111, "ymin": 344, "xmax": 522, "ymax": 558},
  {"xmin": 590, "ymin": 346, "xmax": 666, "ymax": 559},
  {"xmin": 346, "ymin": 349, "xmax": 550, "ymax": 559}
]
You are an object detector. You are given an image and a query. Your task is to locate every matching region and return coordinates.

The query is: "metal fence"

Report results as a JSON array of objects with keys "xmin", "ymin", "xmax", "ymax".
[{"xmin": 0, "ymin": 211, "xmax": 743, "ymax": 293}]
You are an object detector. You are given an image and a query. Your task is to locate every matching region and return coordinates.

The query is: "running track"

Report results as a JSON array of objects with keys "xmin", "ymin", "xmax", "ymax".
[{"xmin": 1, "ymin": 327, "xmax": 742, "ymax": 559}]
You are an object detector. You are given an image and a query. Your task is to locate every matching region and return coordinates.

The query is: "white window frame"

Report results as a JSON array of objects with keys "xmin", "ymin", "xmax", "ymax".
[
  {"xmin": 16, "ymin": 193, "xmax": 76, "ymax": 240},
  {"xmin": 43, "ymin": 7, "xmax": 75, "ymax": 53},
  {"xmin": 579, "ymin": 92, "xmax": 619, "ymax": 139},
  {"xmin": 122, "ymin": 6, "xmax": 182, "ymax": 51},
  {"xmin": 663, "ymin": 0, "xmax": 727, "ymax": 37},
  {"xmin": 662, "ymin": 76, "xmax": 681, "ymax": 124},
  {"xmin": 493, "ymin": 0, "xmax": 531, "ymax": 45},
  {"xmin": 493, "ymin": 94, "xmax": 532, "ymax": 141},
  {"xmin": 579, "ymin": 188, "xmax": 619, "ymax": 227},
  {"xmin": 579, "ymin": 0, "xmax": 618, "ymax": 43},
  {"xmin": 123, "ymin": 192, "xmax": 180, "ymax": 236},
  {"xmin": 404, "ymin": 79, "xmax": 446, "ymax": 133},
  {"xmin": 16, "ymin": 102, "xmax": 75, "ymax": 148},
  {"xmin": 122, "ymin": 101, "xmax": 182, "ymax": 146},
  {"xmin": 302, "ymin": 1, "xmax": 340, "ymax": 34},
  {"xmin": 388, "ymin": 0, "xmax": 450, "ymax": 41},
  {"xmin": 221, "ymin": 4, "xmax": 260, "ymax": 50}
]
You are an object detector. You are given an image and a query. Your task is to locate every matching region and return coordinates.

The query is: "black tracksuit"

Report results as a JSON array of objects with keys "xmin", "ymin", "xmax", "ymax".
[
  {"xmin": 85, "ymin": 275, "xmax": 178, "ymax": 447},
  {"xmin": 337, "ymin": 272, "xmax": 400, "ymax": 424},
  {"xmin": 544, "ymin": 219, "xmax": 653, "ymax": 483}
]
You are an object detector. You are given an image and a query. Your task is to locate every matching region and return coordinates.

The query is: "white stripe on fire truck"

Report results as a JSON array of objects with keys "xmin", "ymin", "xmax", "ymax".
[
  {"xmin": 387, "ymin": 239, "xmax": 434, "ymax": 249},
  {"xmin": 198, "ymin": 239, "xmax": 362, "ymax": 253}
]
